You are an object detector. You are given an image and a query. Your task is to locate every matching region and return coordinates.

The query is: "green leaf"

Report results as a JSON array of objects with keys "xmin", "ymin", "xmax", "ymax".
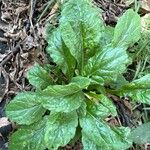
[
  {"xmin": 45, "ymin": 111, "xmax": 78, "ymax": 150},
  {"xmin": 80, "ymin": 113, "xmax": 132, "ymax": 150},
  {"xmin": 60, "ymin": 0, "xmax": 104, "ymax": 71},
  {"xmin": 83, "ymin": 46, "xmax": 129, "ymax": 85},
  {"xmin": 41, "ymin": 83, "xmax": 85, "ymax": 112},
  {"xmin": 110, "ymin": 75, "xmax": 129, "ymax": 90},
  {"xmin": 27, "ymin": 63, "xmax": 53, "ymax": 90},
  {"xmin": 128, "ymin": 74, "xmax": 150, "ymax": 89},
  {"xmin": 86, "ymin": 94, "xmax": 117, "ymax": 118},
  {"xmin": 112, "ymin": 9, "xmax": 141, "ymax": 48},
  {"xmin": 71, "ymin": 76, "xmax": 91, "ymax": 89},
  {"xmin": 82, "ymin": 133, "xmax": 102, "ymax": 150},
  {"xmin": 9, "ymin": 119, "xmax": 47, "ymax": 150},
  {"xmin": 6, "ymin": 92, "xmax": 45, "ymax": 125},
  {"xmin": 8, "ymin": 111, "xmax": 78, "ymax": 150},
  {"xmin": 131, "ymin": 122, "xmax": 150, "ymax": 144},
  {"xmin": 120, "ymin": 74, "xmax": 150, "ymax": 104},
  {"xmin": 47, "ymin": 29, "xmax": 76, "ymax": 79},
  {"xmin": 100, "ymin": 26, "xmax": 114, "ymax": 48},
  {"xmin": 77, "ymin": 101, "xmax": 87, "ymax": 117}
]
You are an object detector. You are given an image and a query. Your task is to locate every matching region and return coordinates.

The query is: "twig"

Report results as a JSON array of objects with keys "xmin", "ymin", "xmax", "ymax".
[
  {"xmin": 0, "ymin": 45, "xmax": 20, "ymax": 67},
  {"xmin": 0, "ymin": 67, "xmax": 9, "ymax": 103},
  {"xmin": 37, "ymin": 0, "xmax": 56, "ymax": 22},
  {"xmin": 0, "ymin": 37, "xmax": 7, "ymax": 42}
]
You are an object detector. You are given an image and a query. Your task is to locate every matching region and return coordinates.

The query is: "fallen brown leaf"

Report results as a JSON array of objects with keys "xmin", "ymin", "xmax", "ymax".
[
  {"xmin": 0, "ymin": 117, "xmax": 11, "ymax": 128},
  {"xmin": 140, "ymin": 0, "xmax": 150, "ymax": 12}
]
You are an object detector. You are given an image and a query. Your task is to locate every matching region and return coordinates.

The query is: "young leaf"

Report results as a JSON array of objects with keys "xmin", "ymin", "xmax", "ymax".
[
  {"xmin": 77, "ymin": 101, "xmax": 87, "ymax": 117},
  {"xmin": 86, "ymin": 94, "xmax": 117, "ymax": 118},
  {"xmin": 47, "ymin": 29, "xmax": 76, "ymax": 79},
  {"xmin": 82, "ymin": 133, "xmax": 102, "ymax": 150},
  {"xmin": 71, "ymin": 76, "xmax": 91, "ymax": 89},
  {"xmin": 83, "ymin": 46, "xmax": 129, "ymax": 85},
  {"xmin": 130, "ymin": 122, "xmax": 150, "ymax": 144},
  {"xmin": 27, "ymin": 63, "xmax": 53, "ymax": 90},
  {"xmin": 120, "ymin": 74, "xmax": 150, "ymax": 104},
  {"xmin": 112, "ymin": 9, "xmax": 141, "ymax": 48},
  {"xmin": 100, "ymin": 26, "xmax": 114, "ymax": 49},
  {"xmin": 60, "ymin": 0, "xmax": 104, "ymax": 71},
  {"xmin": 45, "ymin": 111, "xmax": 78, "ymax": 150},
  {"xmin": 80, "ymin": 113, "xmax": 132, "ymax": 150},
  {"xmin": 8, "ymin": 119, "xmax": 47, "ymax": 150},
  {"xmin": 110, "ymin": 75, "xmax": 129, "ymax": 90},
  {"xmin": 41, "ymin": 83, "xmax": 85, "ymax": 112},
  {"xmin": 6, "ymin": 92, "xmax": 46, "ymax": 125}
]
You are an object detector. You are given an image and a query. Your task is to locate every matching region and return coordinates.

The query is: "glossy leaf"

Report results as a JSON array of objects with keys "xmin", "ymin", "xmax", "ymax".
[
  {"xmin": 6, "ymin": 92, "xmax": 45, "ymax": 125},
  {"xmin": 86, "ymin": 94, "xmax": 117, "ymax": 118},
  {"xmin": 27, "ymin": 64, "xmax": 53, "ymax": 90},
  {"xmin": 47, "ymin": 29, "xmax": 76, "ymax": 79},
  {"xmin": 41, "ymin": 83, "xmax": 85, "ymax": 112},
  {"xmin": 45, "ymin": 111, "xmax": 78, "ymax": 150},
  {"xmin": 83, "ymin": 46, "xmax": 129, "ymax": 84},
  {"xmin": 60, "ymin": 0, "xmax": 104, "ymax": 70},
  {"xmin": 82, "ymin": 133, "xmax": 102, "ymax": 150},
  {"xmin": 100, "ymin": 26, "xmax": 114, "ymax": 49},
  {"xmin": 110, "ymin": 75, "xmax": 129, "ymax": 89},
  {"xmin": 131, "ymin": 122, "xmax": 150, "ymax": 144},
  {"xmin": 71, "ymin": 76, "xmax": 91, "ymax": 89},
  {"xmin": 9, "ymin": 119, "xmax": 47, "ymax": 150},
  {"xmin": 112, "ymin": 9, "xmax": 141, "ymax": 48},
  {"xmin": 120, "ymin": 74, "xmax": 150, "ymax": 104},
  {"xmin": 80, "ymin": 113, "xmax": 132, "ymax": 150},
  {"xmin": 77, "ymin": 101, "xmax": 87, "ymax": 117}
]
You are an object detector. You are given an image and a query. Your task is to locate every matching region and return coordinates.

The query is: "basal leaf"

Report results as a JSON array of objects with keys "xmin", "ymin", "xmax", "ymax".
[
  {"xmin": 120, "ymin": 74, "xmax": 150, "ymax": 104},
  {"xmin": 110, "ymin": 75, "xmax": 129, "ymax": 90},
  {"xmin": 128, "ymin": 74, "xmax": 150, "ymax": 89},
  {"xmin": 9, "ymin": 119, "xmax": 47, "ymax": 150},
  {"xmin": 77, "ymin": 101, "xmax": 87, "ymax": 117},
  {"xmin": 41, "ymin": 83, "xmax": 85, "ymax": 112},
  {"xmin": 131, "ymin": 122, "xmax": 150, "ymax": 144},
  {"xmin": 83, "ymin": 46, "xmax": 129, "ymax": 85},
  {"xmin": 46, "ymin": 29, "xmax": 76, "ymax": 79},
  {"xmin": 71, "ymin": 76, "xmax": 91, "ymax": 89},
  {"xmin": 112, "ymin": 9, "xmax": 141, "ymax": 48},
  {"xmin": 100, "ymin": 26, "xmax": 114, "ymax": 49},
  {"xmin": 82, "ymin": 133, "xmax": 102, "ymax": 150},
  {"xmin": 86, "ymin": 94, "xmax": 117, "ymax": 118},
  {"xmin": 45, "ymin": 111, "xmax": 78, "ymax": 150},
  {"xmin": 27, "ymin": 63, "xmax": 53, "ymax": 90},
  {"xmin": 6, "ymin": 92, "xmax": 45, "ymax": 125},
  {"xmin": 80, "ymin": 113, "xmax": 132, "ymax": 150},
  {"xmin": 60, "ymin": 0, "xmax": 104, "ymax": 71}
]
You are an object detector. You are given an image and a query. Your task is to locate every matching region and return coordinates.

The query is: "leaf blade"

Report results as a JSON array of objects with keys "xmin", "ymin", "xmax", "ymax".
[
  {"xmin": 71, "ymin": 76, "xmax": 91, "ymax": 89},
  {"xmin": 46, "ymin": 29, "xmax": 76, "ymax": 79},
  {"xmin": 120, "ymin": 74, "xmax": 150, "ymax": 104},
  {"xmin": 8, "ymin": 118, "xmax": 47, "ymax": 150},
  {"xmin": 131, "ymin": 122, "xmax": 150, "ymax": 144},
  {"xmin": 80, "ymin": 113, "xmax": 132, "ymax": 150},
  {"xmin": 41, "ymin": 83, "xmax": 85, "ymax": 112},
  {"xmin": 86, "ymin": 94, "xmax": 117, "ymax": 118},
  {"xmin": 60, "ymin": 0, "xmax": 104, "ymax": 70},
  {"xmin": 83, "ymin": 46, "xmax": 129, "ymax": 84},
  {"xmin": 27, "ymin": 64, "xmax": 53, "ymax": 90},
  {"xmin": 112, "ymin": 9, "xmax": 141, "ymax": 48},
  {"xmin": 6, "ymin": 92, "xmax": 45, "ymax": 125},
  {"xmin": 45, "ymin": 111, "xmax": 78, "ymax": 150}
]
